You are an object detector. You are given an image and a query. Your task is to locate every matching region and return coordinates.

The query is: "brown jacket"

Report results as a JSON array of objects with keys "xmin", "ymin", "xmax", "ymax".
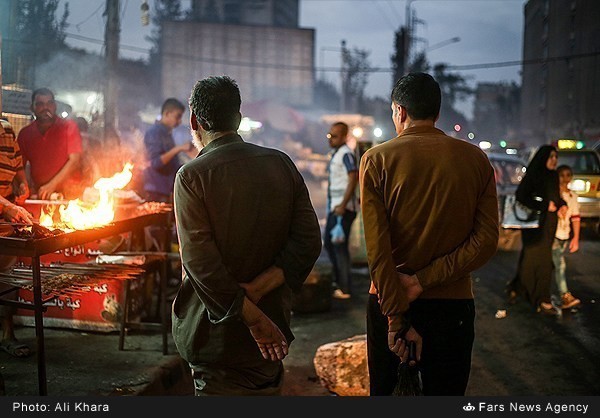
[{"xmin": 359, "ymin": 126, "xmax": 499, "ymax": 331}]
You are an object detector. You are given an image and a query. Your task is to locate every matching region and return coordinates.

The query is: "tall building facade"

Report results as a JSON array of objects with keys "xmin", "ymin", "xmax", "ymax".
[
  {"xmin": 0, "ymin": 0, "xmax": 20, "ymax": 87},
  {"xmin": 190, "ymin": 0, "xmax": 299, "ymax": 28},
  {"xmin": 521, "ymin": 0, "xmax": 600, "ymax": 145},
  {"xmin": 473, "ymin": 82, "xmax": 521, "ymax": 144},
  {"xmin": 160, "ymin": 21, "xmax": 314, "ymax": 107}
]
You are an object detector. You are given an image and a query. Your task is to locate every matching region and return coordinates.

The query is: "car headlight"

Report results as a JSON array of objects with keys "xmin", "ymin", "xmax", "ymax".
[{"xmin": 569, "ymin": 179, "xmax": 590, "ymax": 193}]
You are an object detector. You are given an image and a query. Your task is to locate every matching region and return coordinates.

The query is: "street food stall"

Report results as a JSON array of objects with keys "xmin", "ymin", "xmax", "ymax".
[{"xmin": 0, "ymin": 163, "xmax": 174, "ymax": 395}]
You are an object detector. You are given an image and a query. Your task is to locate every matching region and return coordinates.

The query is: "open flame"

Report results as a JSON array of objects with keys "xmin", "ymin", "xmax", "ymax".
[{"xmin": 40, "ymin": 163, "xmax": 134, "ymax": 230}]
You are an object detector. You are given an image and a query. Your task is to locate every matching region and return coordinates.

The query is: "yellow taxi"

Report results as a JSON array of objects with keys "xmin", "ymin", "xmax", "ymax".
[{"xmin": 556, "ymin": 139, "xmax": 600, "ymax": 234}]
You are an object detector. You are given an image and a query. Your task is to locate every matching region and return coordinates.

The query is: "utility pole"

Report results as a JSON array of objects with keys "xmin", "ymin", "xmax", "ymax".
[
  {"xmin": 340, "ymin": 39, "xmax": 347, "ymax": 113},
  {"xmin": 0, "ymin": 35, "xmax": 3, "ymax": 115},
  {"xmin": 104, "ymin": 0, "xmax": 120, "ymax": 142},
  {"xmin": 404, "ymin": 0, "xmax": 413, "ymax": 73}
]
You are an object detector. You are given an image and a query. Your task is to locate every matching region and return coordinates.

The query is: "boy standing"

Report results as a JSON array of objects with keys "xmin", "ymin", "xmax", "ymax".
[{"xmin": 552, "ymin": 165, "xmax": 581, "ymax": 309}]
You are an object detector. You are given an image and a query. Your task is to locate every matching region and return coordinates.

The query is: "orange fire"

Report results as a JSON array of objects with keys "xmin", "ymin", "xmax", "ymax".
[{"xmin": 40, "ymin": 163, "xmax": 134, "ymax": 230}]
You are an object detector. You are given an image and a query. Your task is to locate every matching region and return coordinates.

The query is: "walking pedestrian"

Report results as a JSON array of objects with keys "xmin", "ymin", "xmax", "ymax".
[
  {"xmin": 323, "ymin": 122, "xmax": 358, "ymax": 299},
  {"xmin": 552, "ymin": 164, "xmax": 581, "ymax": 309},
  {"xmin": 507, "ymin": 145, "xmax": 566, "ymax": 314}
]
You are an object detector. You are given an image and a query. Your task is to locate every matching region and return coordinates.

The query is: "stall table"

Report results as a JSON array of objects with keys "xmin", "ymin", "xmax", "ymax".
[{"xmin": 0, "ymin": 211, "xmax": 171, "ymax": 395}]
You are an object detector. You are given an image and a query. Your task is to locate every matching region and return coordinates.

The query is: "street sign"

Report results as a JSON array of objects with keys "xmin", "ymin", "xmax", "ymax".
[{"xmin": 1, "ymin": 87, "xmax": 31, "ymax": 115}]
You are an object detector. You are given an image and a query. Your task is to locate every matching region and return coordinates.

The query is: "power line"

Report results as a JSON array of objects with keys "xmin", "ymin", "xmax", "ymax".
[
  {"xmin": 446, "ymin": 50, "xmax": 600, "ymax": 71},
  {"xmin": 73, "ymin": 2, "xmax": 104, "ymax": 31},
  {"xmin": 65, "ymin": 32, "xmax": 149, "ymax": 54},
  {"xmin": 62, "ymin": 32, "xmax": 600, "ymax": 73}
]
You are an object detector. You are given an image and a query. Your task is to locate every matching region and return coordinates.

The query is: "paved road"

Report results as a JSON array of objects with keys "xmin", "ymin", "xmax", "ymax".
[
  {"xmin": 1, "ymin": 231, "xmax": 597, "ymax": 396},
  {"xmin": 283, "ymin": 230, "xmax": 600, "ymax": 396}
]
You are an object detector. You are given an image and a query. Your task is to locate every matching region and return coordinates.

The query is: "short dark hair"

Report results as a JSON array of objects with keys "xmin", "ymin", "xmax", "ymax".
[
  {"xmin": 161, "ymin": 97, "xmax": 185, "ymax": 114},
  {"xmin": 391, "ymin": 72, "xmax": 441, "ymax": 121},
  {"xmin": 557, "ymin": 164, "xmax": 573, "ymax": 175},
  {"xmin": 31, "ymin": 88, "xmax": 55, "ymax": 104},
  {"xmin": 332, "ymin": 122, "xmax": 349, "ymax": 137},
  {"xmin": 189, "ymin": 75, "xmax": 241, "ymax": 132}
]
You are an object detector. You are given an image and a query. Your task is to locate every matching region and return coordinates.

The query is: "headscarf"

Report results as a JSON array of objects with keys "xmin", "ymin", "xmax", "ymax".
[
  {"xmin": 524, "ymin": 145, "xmax": 556, "ymax": 180},
  {"xmin": 517, "ymin": 144, "xmax": 561, "ymax": 211}
]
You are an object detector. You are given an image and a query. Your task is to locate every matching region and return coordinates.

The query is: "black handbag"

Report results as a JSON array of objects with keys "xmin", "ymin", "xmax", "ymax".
[{"xmin": 501, "ymin": 194, "xmax": 541, "ymax": 229}]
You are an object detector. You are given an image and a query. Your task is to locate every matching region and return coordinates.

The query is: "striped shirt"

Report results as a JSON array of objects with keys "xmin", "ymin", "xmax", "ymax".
[{"xmin": 0, "ymin": 119, "xmax": 23, "ymax": 200}]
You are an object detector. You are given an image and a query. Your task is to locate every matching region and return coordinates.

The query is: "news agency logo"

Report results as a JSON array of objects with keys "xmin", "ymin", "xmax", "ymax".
[{"xmin": 463, "ymin": 403, "xmax": 476, "ymax": 412}]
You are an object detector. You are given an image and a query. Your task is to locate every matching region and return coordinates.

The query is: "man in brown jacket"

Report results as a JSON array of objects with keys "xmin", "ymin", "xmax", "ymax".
[{"xmin": 360, "ymin": 72, "xmax": 499, "ymax": 395}]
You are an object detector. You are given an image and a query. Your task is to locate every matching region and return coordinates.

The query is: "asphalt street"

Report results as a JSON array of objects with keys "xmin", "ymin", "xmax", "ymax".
[{"xmin": 1, "ymin": 228, "xmax": 598, "ymax": 396}]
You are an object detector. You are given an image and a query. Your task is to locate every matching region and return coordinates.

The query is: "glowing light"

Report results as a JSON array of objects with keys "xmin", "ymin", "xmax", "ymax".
[
  {"xmin": 506, "ymin": 148, "xmax": 518, "ymax": 155},
  {"xmin": 238, "ymin": 117, "xmax": 262, "ymax": 133},
  {"xmin": 61, "ymin": 111, "xmax": 69, "ymax": 118},
  {"xmin": 86, "ymin": 94, "xmax": 97, "ymax": 105},
  {"xmin": 569, "ymin": 179, "xmax": 590, "ymax": 193},
  {"xmin": 500, "ymin": 140, "xmax": 507, "ymax": 148},
  {"xmin": 479, "ymin": 141, "xmax": 492, "ymax": 150},
  {"xmin": 373, "ymin": 127, "xmax": 383, "ymax": 138},
  {"xmin": 454, "ymin": 124, "xmax": 461, "ymax": 132},
  {"xmin": 468, "ymin": 132, "xmax": 475, "ymax": 140},
  {"xmin": 352, "ymin": 127, "xmax": 363, "ymax": 138}
]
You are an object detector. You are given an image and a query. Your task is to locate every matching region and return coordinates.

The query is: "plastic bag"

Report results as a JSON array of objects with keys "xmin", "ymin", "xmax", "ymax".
[
  {"xmin": 330, "ymin": 215, "xmax": 346, "ymax": 244},
  {"xmin": 392, "ymin": 341, "xmax": 423, "ymax": 396}
]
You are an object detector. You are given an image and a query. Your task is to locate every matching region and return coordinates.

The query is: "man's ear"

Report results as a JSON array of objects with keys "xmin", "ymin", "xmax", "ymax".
[
  {"xmin": 190, "ymin": 112, "xmax": 199, "ymax": 130},
  {"xmin": 235, "ymin": 112, "xmax": 242, "ymax": 130},
  {"xmin": 399, "ymin": 105, "xmax": 408, "ymax": 123}
]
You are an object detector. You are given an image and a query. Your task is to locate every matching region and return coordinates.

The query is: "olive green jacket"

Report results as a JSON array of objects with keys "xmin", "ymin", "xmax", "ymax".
[{"xmin": 172, "ymin": 134, "xmax": 321, "ymax": 367}]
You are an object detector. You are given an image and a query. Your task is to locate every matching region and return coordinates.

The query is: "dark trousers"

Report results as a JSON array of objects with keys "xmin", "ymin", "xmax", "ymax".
[
  {"xmin": 191, "ymin": 362, "xmax": 284, "ymax": 396},
  {"xmin": 323, "ymin": 210, "xmax": 356, "ymax": 294},
  {"xmin": 366, "ymin": 294, "xmax": 475, "ymax": 396}
]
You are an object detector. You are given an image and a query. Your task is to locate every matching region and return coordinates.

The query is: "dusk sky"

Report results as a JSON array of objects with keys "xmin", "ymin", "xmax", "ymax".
[{"xmin": 60, "ymin": 0, "xmax": 527, "ymax": 116}]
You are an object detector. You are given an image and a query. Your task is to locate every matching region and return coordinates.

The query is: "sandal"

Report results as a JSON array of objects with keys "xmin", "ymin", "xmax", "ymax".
[
  {"xmin": 537, "ymin": 302, "xmax": 556, "ymax": 315},
  {"xmin": 0, "ymin": 339, "xmax": 31, "ymax": 358}
]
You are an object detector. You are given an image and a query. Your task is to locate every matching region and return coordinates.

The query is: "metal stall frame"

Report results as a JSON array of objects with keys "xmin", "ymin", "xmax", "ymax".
[{"xmin": 0, "ymin": 211, "xmax": 171, "ymax": 395}]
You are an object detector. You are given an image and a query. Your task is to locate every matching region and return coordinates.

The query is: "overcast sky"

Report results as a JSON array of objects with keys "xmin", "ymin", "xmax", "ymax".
[{"xmin": 60, "ymin": 0, "xmax": 527, "ymax": 115}]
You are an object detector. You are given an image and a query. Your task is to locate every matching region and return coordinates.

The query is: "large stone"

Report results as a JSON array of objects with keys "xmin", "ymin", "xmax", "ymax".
[{"xmin": 313, "ymin": 334, "xmax": 369, "ymax": 396}]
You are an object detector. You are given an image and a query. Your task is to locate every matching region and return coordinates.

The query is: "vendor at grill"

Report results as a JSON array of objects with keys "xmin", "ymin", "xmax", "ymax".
[
  {"xmin": 0, "ymin": 119, "xmax": 32, "ymax": 223},
  {"xmin": 16, "ymin": 88, "xmax": 84, "ymax": 200},
  {"xmin": 0, "ymin": 118, "xmax": 33, "ymax": 360}
]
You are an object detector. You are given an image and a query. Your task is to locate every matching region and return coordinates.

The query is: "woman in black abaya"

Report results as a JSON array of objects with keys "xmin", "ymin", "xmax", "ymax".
[{"xmin": 508, "ymin": 145, "xmax": 566, "ymax": 313}]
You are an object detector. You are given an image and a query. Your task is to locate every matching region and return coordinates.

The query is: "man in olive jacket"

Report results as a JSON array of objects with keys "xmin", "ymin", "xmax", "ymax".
[{"xmin": 172, "ymin": 76, "xmax": 321, "ymax": 395}]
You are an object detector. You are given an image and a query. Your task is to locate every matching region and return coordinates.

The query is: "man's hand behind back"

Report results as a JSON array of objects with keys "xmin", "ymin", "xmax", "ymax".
[
  {"xmin": 241, "ymin": 296, "xmax": 288, "ymax": 361},
  {"xmin": 247, "ymin": 313, "xmax": 289, "ymax": 361},
  {"xmin": 239, "ymin": 265, "xmax": 285, "ymax": 304},
  {"xmin": 398, "ymin": 272, "xmax": 423, "ymax": 302}
]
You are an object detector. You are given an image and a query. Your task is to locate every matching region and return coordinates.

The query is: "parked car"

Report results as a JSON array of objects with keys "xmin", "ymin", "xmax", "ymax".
[{"xmin": 488, "ymin": 152, "xmax": 528, "ymax": 251}]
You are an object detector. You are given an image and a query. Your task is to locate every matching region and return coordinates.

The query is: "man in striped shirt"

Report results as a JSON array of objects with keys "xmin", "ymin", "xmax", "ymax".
[{"xmin": 0, "ymin": 118, "xmax": 33, "ymax": 359}]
